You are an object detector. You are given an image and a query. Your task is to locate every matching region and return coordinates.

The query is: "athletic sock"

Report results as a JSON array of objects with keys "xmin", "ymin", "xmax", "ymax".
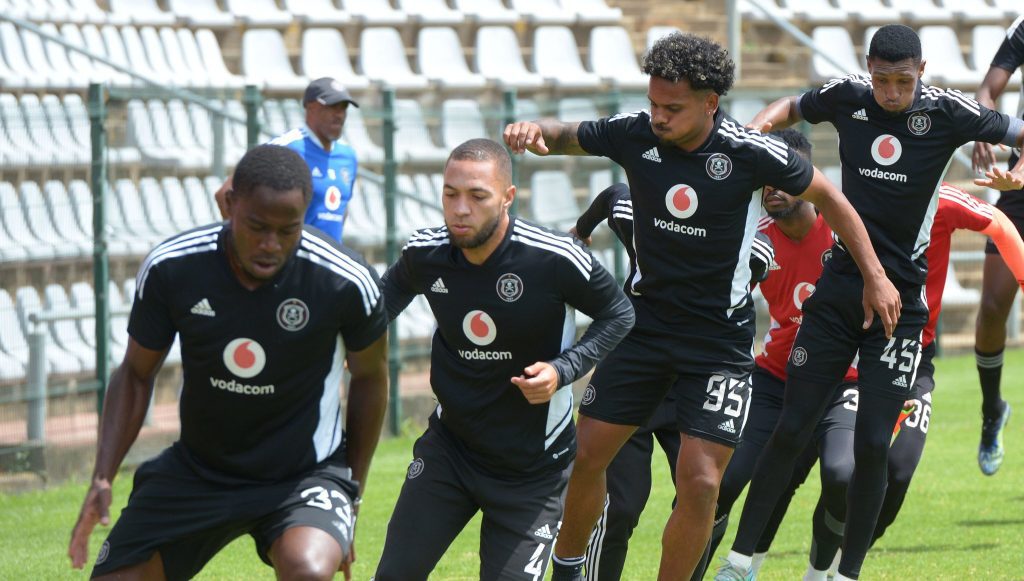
[
  {"xmin": 550, "ymin": 555, "xmax": 585, "ymax": 581},
  {"xmin": 802, "ymin": 564, "xmax": 828, "ymax": 581},
  {"xmin": 976, "ymin": 348, "xmax": 1004, "ymax": 419},
  {"xmin": 835, "ymin": 573, "xmax": 857, "ymax": 581},
  {"xmin": 725, "ymin": 550, "xmax": 753, "ymax": 571},
  {"xmin": 751, "ymin": 552, "xmax": 768, "ymax": 574},
  {"xmin": 810, "ymin": 502, "xmax": 844, "ymax": 571}
]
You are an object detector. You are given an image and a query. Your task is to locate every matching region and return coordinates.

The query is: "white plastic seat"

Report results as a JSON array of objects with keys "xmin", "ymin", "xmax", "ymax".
[
  {"xmin": 242, "ymin": 29, "xmax": 308, "ymax": 92},
  {"xmin": 114, "ymin": 178, "xmax": 163, "ymax": 244},
  {"xmin": 533, "ymin": 26, "xmax": 603, "ymax": 90},
  {"xmin": 224, "ymin": 0, "xmax": 293, "ymax": 27},
  {"xmin": 530, "ymin": 171, "xmax": 580, "ymax": 231},
  {"xmin": 972, "ymin": 25, "xmax": 1022, "ymax": 90},
  {"xmin": 359, "ymin": 27, "xmax": 430, "ymax": 91},
  {"xmin": 785, "ymin": 0, "xmax": 847, "ymax": 24},
  {"xmin": 139, "ymin": 27, "xmax": 181, "ymax": 87},
  {"xmin": 262, "ymin": 100, "xmax": 289, "ymax": 138},
  {"xmin": 589, "ymin": 169, "xmax": 613, "ymax": 202},
  {"xmin": 832, "ymin": 0, "xmax": 901, "ymax": 24},
  {"xmin": 183, "ymin": 176, "xmax": 219, "ymax": 226},
  {"xmin": 20, "ymin": 94, "xmax": 70, "ymax": 166},
  {"xmin": 338, "ymin": 0, "xmax": 407, "ymax": 25},
  {"xmin": 68, "ymin": 283, "xmax": 102, "ymax": 359},
  {"xmin": 195, "ymin": 29, "xmax": 246, "ymax": 89},
  {"xmin": 728, "ymin": 98, "xmax": 768, "ymax": 126},
  {"xmin": 167, "ymin": 0, "xmax": 236, "ymax": 28},
  {"xmin": 20, "ymin": 27, "xmax": 76, "ymax": 89},
  {"xmin": 44, "ymin": 284, "xmax": 97, "ymax": 371},
  {"xmin": 0, "ymin": 290, "xmax": 31, "ymax": 379},
  {"xmin": 344, "ymin": 179, "xmax": 385, "ymax": 246},
  {"xmin": 475, "ymin": 26, "xmax": 548, "ymax": 90},
  {"xmin": 508, "ymin": 0, "xmax": 575, "ymax": 25},
  {"xmin": 394, "ymin": 99, "xmax": 448, "ymax": 164},
  {"xmin": 80, "ymin": 24, "xmax": 131, "ymax": 86},
  {"xmin": 138, "ymin": 177, "xmax": 181, "ymax": 237},
  {"xmin": 300, "ymin": 28, "xmax": 371, "ymax": 91},
  {"xmin": 0, "ymin": 22, "xmax": 44, "ymax": 89},
  {"xmin": 283, "ymin": 0, "xmax": 352, "ymax": 25},
  {"xmin": 396, "ymin": 0, "xmax": 463, "ymax": 24},
  {"xmin": 16, "ymin": 286, "xmax": 84, "ymax": 374},
  {"xmin": 897, "ymin": 0, "xmax": 953, "ymax": 25},
  {"xmin": 0, "ymin": 95, "xmax": 46, "ymax": 166},
  {"xmin": 558, "ymin": 97, "xmax": 599, "ymax": 122},
  {"xmin": 942, "ymin": 263, "xmax": 982, "ymax": 306},
  {"xmin": 920, "ymin": 25, "xmax": 977, "ymax": 87},
  {"xmin": 589, "ymin": 26, "xmax": 647, "ymax": 89},
  {"xmin": 0, "ymin": 181, "xmax": 28, "ymax": 261},
  {"xmin": 21, "ymin": 181, "xmax": 85, "ymax": 258},
  {"xmin": 990, "ymin": 0, "xmax": 1020, "ymax": 18},
  {"xmin": 41, "ymin": 24, "xmax": 90, "ymax": 89},
  {"xmin": 452, "ymin": 0, "xmax": 518, "ymax": 24},
  {"xmin": 109, "ymin": 281, "xmax": 132, "ymax": 358},
  {"xmin": 62, "ymin": 0, "xmax": 113, "ymax": 24},
  {"xmin": 646, "ymin": 26, "xmax": 680, "ymax": 49},
  {"xmin": 44, "ymin": 180, "xmax": 111, "ymax": 253},
  {"xmin": 119, "ymin": 26, "xmax": 163, "ymax": 84},
  {"xmin": 559, "ymin": 0, "xmax": 623, "ymax": 24},
  {"xmin": 159, "ymin": 177, "xmax": 197, "ymax": 230},
  {"xmin": 109, "ymin": 0, "xmax": 176, "ymax": 26},
  {"xmin": 158, "ymin": 27, "xmax": 205, "ymax": 88},
  {"xmin": 442, "ymin": 99, "xmax": 489, "ymax": 149},
  {"xmin": 144, "ymin": 100, "xmax": 206, "ymax": 168},
  {"xmin": 811, "ymin": 26, "xmax": 866, "ymax": 82},
  {"xmin": 418, "ymin": 27, "xmax": 488, "ymax": 91},
  {"xmin": 940, "ymin": 0, "xmax": 1004, "ymax": 24},
  {"xmin": 59, "ymin": 24, "xmax": 106, "ymax": 84},
  {"xmin": 342, "ymin": 106, "xmax": 384, "ymax": 164}
]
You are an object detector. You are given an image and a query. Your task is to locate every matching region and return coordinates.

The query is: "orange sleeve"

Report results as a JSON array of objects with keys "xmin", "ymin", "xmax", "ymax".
[{"xmin": 982, "ymin": 208, "xmax": 1024, "ymax": 289}]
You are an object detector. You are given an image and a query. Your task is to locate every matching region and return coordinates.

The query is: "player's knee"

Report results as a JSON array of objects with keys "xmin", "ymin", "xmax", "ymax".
[
  {"xmin": 820, "ymin": 455, "xmax": 854, "ymax": 491},
  {"xmin": 272, "ymin": 553, "xmax": 338, "ymax": 581},
  {"xmin": 771, "ymin": 416, "xmax": 813, "ymax": 455},
  {"xmin": 606, "ymin": 496, "xmax": 645, "ymax": 529},
  {"xmin": 853, "ymin": 432, "xmax": 890, "ymax": 469},
  {"xmin": 676, "ymin": 470, "xmax": 720, "ymax": 511}
]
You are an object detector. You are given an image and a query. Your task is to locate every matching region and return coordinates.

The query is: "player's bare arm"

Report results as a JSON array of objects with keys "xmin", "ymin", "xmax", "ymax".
[
  {"xmin": 975, "ymin": 134, "xmax": 1024, "ymax": 190},
  {"xmin": 344, "ymin": 333, "xmax": 389, "ymax": 502},
  {"xmin": 746, "ymin": 95, "xmax": 803, "ymax": 133},
  {"xmin": 800, "ymin": 168, "xmax": 902, "ymax": 337},
  {"xmin": 982, "ymin": 208, "xmax": 1024, "ymax": 288},
  {"xmin": 972, "ymin": 66, "xmax": 1013, "ymax": 173},
  {"xmin": 68, "ymin": 339, "xmax": 168, "ymax": 569},
  {"xmin": 503, "ymin": 119, "xmax": 586, "ymax": 156}
]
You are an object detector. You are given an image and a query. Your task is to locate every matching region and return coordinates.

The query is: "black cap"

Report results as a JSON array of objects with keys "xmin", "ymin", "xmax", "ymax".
[{"xmin": 303, "ymin": 77, "xmax": 359, "ymax": 108}]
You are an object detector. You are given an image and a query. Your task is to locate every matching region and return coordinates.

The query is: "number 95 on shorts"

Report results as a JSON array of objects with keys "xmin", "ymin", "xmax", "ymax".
[{"xmin": 676, "ymin": 371, "xmax": 752, "ymax": 448}]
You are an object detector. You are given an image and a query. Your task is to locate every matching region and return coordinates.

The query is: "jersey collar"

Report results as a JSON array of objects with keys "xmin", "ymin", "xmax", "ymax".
[{"xmin": 302, "ymin": 123, "xmax": 335, "ymax": 153}]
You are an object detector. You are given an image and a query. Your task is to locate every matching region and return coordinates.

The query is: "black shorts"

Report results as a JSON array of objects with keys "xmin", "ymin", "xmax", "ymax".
[
  {"xmin": 751, "ymin": 367, "xmax": 856, "ymax": 442},
  {"xmin": 580, "ymin": 326, "xmax": 753, "ymax": 447},
  {"xmin": 787, "ymin": 265, "xmax": 929, "ymax": 400},
  {"xmin": 985, "ymin": 157, "xmax": 1024, "ymax": 255},
  {"xmin": 93, "ymin": 444, "xmax": 358, "ymax": 580},
  {"xmin": 375, "ymin": 426, "xmax": 571, "ymax": 581}
]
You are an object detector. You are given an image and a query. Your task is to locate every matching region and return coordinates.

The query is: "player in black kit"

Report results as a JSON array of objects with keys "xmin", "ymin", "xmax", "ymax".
[
  {"xmin": 719, "ymin": 24, "xmax": 1024, "ymax": 581},
  {"xmin": 971, "ymin": 14, "xmax": 1024, "ymax": 476},
  {"xmin": 67, "ymin": 145, "xmax": 389, "ymax": 580},
  {"xmin": 505, "ymin": 32, "xmax": 897, "ymax": 580},
  {"xmin": 374, "ymin": 138, "xmax": 634, "ymax": 581}
]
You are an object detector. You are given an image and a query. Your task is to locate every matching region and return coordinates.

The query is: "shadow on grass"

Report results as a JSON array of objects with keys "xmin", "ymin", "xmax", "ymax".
[
  {"xmin": 958, "ymin": 518, "xmax": 1024, "ymax": 527},
  {"xmin": 872, "ymin": 542, "xmax": 999, "ymax": 554}
]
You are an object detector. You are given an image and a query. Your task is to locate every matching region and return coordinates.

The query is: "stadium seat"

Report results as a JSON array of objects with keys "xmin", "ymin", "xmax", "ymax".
[
  {"xmin": 262, "ymin": 100, "xmax": 288, "ymax": 138},
  {"xmin": 20, "ymin": 181, "xmax": 85, "ymax": 258},
  {"xmin": 942, "ymin": 263, "xmax": 981, "ymax": 306},
  {"xmin": 0, "ymin": 22, "xmax": 44, "ymax": 89},
  {"xmin": 413, "ymin": 173, "xmax": 437, "ymax": 201},
  {"xmin": 920, "ymin": 25, "xmax": 977, "ymax": 87},
  {"xmin": 442, "ymin": 99, "xmax": 489, "ymax": 150},
  {"xmin": 452, "ymin": 0, "xmax": 518, "ymax": 25},
  {"xmin": 68, "ymin": 283, "xmax": 100, "ymax": 358},
  {"xmin": 70, "ymin": 179, "xmax": 150, "ymax": 255},
  {"xmin": 589, "ymin": 26, "xmax": 647, "ymax": 90},
  {"xmin": 148, "ymin": 99, "xmax": 207, "ymax": 168},
  {"xmin": 560, "ymin": 0, "xmax": 623, "ymax": 25},
  {"xmin": 279, "ymin": 98, "xmax": 304, "ymax": 129},
  {"xmin": 44, "ymin": 180, "xmax": 111, "ymax": 253},
  {"xmin": 19, "ymin": 94, "xmax": 71, "ymax": 166},
  {"xmin": 61, "ymin": 0, "xmax": 113, "ymax": 24},
  {"xmin": 396, "ymin": 0, "xmax": 463, "ymax": 25},
  {"xmin": 138, "ymin": 177, "xmax": 181, "ymax": 237},
  {"xmin": 224, "ymin": 0, "xmax": 293, "ymax": 27},
  {"xmin": 108, "ymin": 0, "xmax": 176, "ymax": 26},
  {"xmin": 394, "ymin": 99, "xmax": 448, "ymax": 164},
  {"xmin": 59, "ymin": 24, "xmax": 108, "ymax": 85},
  {"xmin": 18, "ymin": 27, "xmax": 73, "ymax": 89},
  {"xmin": 112, "ymin": 26, "xmax": 162, "ymax": 84},
  {"xmin": 0, "ymin": 290, "xmax": 31, "ymax": 379},
  {"xmin": 811, "ymin": 26, "xmax": 866, "ymax": 82},
  {"xmin": 301, "ymin": 28, "xmax": 371, "ymax": 92},
  {"xmin": 831, "ymin": 0, "xmax": 900, "ymax": 24},
  {"xmin": 183, "ymin": 176, "xmax": 219, "ymax": 226},
  {"xmin": 344, "ymin": 179, "xmax": 385, "ymax": 246},
  {"xmin": 44, "ymin": 284, "xmax": 97, "ymax": 371},
  {"xmin": 157, "ymin": 177, "xmax": 196, "ymax": 231},
  {"xmin": 167, "ymin": 0, "xmax": 236, "ymax": 28},
  {"xmin": 558, "ymin": 97, "xmax": 599, "ymax": 122},
  {"xmin": 737, "ymin": 0, "xmax": 792, "ymax": 23},
  {"xmin": 114, "ymin": 178, "xmax": 163, "ymax": 244},
  {"xmin": 0, "ymin": 94, "xmax": 45, "ymax": 166},
  {"xmin": 140, "ymin": 26, "xmax": 183, "ymax": 85},
  {"xmin": 16, "ymin": 286, "xmax": 84, "ymax": 374},
  {"xmin": 475, "ymin": 26, "xmax": 548, "ymax": 90},
  {"xmin": 727, "ymin": 98, "xmax": 767, "ymax": 126},
  {"xmin": 359, "ymin": 27, "xmax": 430, "ymax": 91},
  {"xmin": 508, "ymin": 0, "xmax": 575, "ymax": 25},
  {"xmin": 533, "ymin": 26, "xmax": 603, "ymax": 90},
  {"xmin": 530, "ymin": 171, "xmax": 580, "ymax": 231},
  {"xmin": 990, "ymin": 0, "xmax": 1019, "ymax": 18},
  {"xmin": 242, "ymin": 29, "xmax": 309, "ymax": 92},
  {"xmin": 39, "ymin": 24, "xmax": 88, "ymax": 89},
  {"xmin": 284, "ymin": 0, "xmax": 352, "ymax": 26},
  {"xmin": 589, "ymin": 169, "xmax": 613, "ymax": 202},
  {"xmin": 109, "ymin": 281, "xmax": 132, "ymax": 358},
  {"xmin": 341, "ymin": 105, "xmax": 384, "ymax": 164},
  {"xmin": 939, "ymin": 0, "xmax": 1005, "ymax": 24},
  {"xmin": 418, "ymin": 27, "xmax": 488, "ymax": 91},
  {"xmin": 79, "ymin": 24, "xmax": 131, "ymax": 86},
  {"xmin": 194, "ymin": 29, "xmax": 246, "ymax": 89},
  {"xmin": 973, "ymin": 25, "xmax": 1022, "ymax": 90},
  {"xmin": 897, "ymin": 0, "xmax": 953, "ymax": 25},
  {"xmin": 338, "ymin": 0, "xmax": 408, "ymax": 25},
  {"xmin": 62, "ymin": 93, "xmax": 141, "ymax": 165},
  {"xmin": 785, "ymin": 0, "xmax": 847, "ymax": 24},
  {"xmin": 158, "ymin": 27, "xmax": 203, "ymax": 88},
  {"xmin": 0, "ymin": 186, "xmax": 29, "ymax": 261}
]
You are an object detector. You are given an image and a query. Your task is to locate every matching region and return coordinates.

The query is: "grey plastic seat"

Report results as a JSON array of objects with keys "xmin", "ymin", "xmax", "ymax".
[
  {"xmin": 360, "ymin": 27, "xmax": 430, "ymax": 91},
  {"xmin": 15, "ymin": 286, "xmax": 83, "ymax": 374},
  {"xmin": 418, "ymin": 27, "xmax": 488, "ymax": 90},
  {"xmin": 475, "ymin": 26, "xmax": 547, "ymax": 90},
  {"xmin": 442, "ymin": 99, "xmax": 489, "ymax": 149},
  {"xmin": 589, "ymin": 26, "xmax": 647, "ymax": 89},
  {"xmin": 44, "ymin": 284, "xmax": 97, "ymax": 371},
  {"xmin": 533, "ymin": 26, "xmax": 603, "ymax": 90},
  {"xmin": 301, "ymin": 28, "xmax": 370, "ymax": 91}
]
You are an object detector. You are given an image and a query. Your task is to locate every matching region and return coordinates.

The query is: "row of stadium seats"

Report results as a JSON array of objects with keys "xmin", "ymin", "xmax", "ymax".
[
  {"xmin": 811, "ymin": 24, "xmax": 1024, "ymax": 87},
  {"xmin": 744, "ymin": 0, "xmax": 1018, "ymax": 25},
  {"xmin": 10, "ymin": 0, "xmax": 622, "ymax": 28}
]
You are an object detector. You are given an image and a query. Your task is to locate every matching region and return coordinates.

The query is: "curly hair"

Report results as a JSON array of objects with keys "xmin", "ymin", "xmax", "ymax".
[
  {"xmin": 641, "ymin": 32, "xmax": 735, "ymax": 95},
  {"xmin": 233, "ymin": 144, "xmax": 313, "ymax": 204},
  {"xmin": 868, "ymin": 24, "xmax": 921, "ymax": 64}
]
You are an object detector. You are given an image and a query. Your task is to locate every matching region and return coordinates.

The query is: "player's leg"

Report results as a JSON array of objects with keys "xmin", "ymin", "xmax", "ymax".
[
  {"xmin": 374, "ymin": 428, "xmax": 479, "ymax": 581},
  {"xmin": 478, "ymin": 462, "xmax": 572, "ymax": 580},
  {"xmin": 809, "ymin": 427, "xmax": 855, "ymax": 574},
  {"xmin": 267, "ymin": 528, "xmax": 342, "ymax": 580},
  {"xmin": 975, "ymin": 251, "xmax": 1017, "ymax": 475},
  {"xmin": 755, "ymin": 441, "xmax": 819, "ymax": 557},
  {"xmin": 92, "ymin": 554, "xmax": 165, "ymax": 581},
  {"xmin": 552, "ymin": 331, "xmax": 673, "ymax": 580}
]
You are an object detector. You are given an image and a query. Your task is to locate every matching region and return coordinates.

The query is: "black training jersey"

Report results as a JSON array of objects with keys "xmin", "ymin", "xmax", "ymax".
[
  {"xmin": 383, "ymin": 217, "xmax": 633, "ymax": 476},
  {"xmin": 129, "ymin": 224, "xmax": 387, "ymax": 483},
  {"xmin": 992, "ymin": 15, "xmax": 1024, "ymax": 123},
  {"xmin": 577, "ymin": 109, "xmax": 812, "ymax": 346},
  {"xmin": 798, "ymin": 75, "xmax": 1013, "ymax": 286}
]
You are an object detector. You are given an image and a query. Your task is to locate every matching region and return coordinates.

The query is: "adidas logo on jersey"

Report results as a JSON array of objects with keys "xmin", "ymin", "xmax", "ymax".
[
  {"xmin": 717, "ymin": 419, "xmax": 737, "ymax": 434},
  {"xmin": 642, "ymin": 147, "xmax": 662, "ymax": 163},
  {"xmin": 534, "ymin": 524, "xmax": 554, "ymax": 540},
  {"xmin": 892, "ymin": 375, "xmax": 909, "ymax": 388},
  {"xmin": 190, "ymin": 298, "xmax": 216, "ymax": 317},
  {"xmin": 312, "ymin": 166, "xmax": 323, "ymax": 178},
  {"xmin": 852, "ymin": 108, "xmax": 868, "ymax": 121},
  {"xmin": 430, "ymin": 278, "xmax": 448, "ymax": 294}
]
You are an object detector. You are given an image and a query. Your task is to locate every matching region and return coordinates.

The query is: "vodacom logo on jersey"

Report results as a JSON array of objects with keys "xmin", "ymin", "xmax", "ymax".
[
  {"xmin": 459, "ymin": 310, "xmax": 511, "ymax": 361},
  {"xmin": 793, "ymin": 282, "xmax": 816, "ymax": 310},
  {"xmin": 860, "ymin": 134, "xmax": 908, "ymax": 183},
  {"xmin": 211, "ymin": 338, "xmax": 275, "ymax": 395},
  {"xmin": 655, "ymin": 184, "xmax": 707, "ymax": 238}
]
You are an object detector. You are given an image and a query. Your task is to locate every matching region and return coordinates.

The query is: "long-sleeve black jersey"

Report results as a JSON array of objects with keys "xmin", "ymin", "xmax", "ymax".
[
  {"xmin": 797, "ymin": 74, "xmax": 1022, "ymax": 286},
  {"xmin": 991, "ymin": 15, "xmax": 1024, "ymax": 123},
  {"xmin": 382, "ymin": 216, "xmax": 634, "ymax": 476}
]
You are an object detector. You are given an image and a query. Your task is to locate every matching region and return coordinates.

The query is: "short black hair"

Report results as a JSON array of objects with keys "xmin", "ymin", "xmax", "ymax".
[
  {"xmin": 868, "ymin": 24, "xmax": 922, "ymax": 64},
  {"xmin": 641, "ymin": 32, "xmax": 735, "ymax": 95},
  {"xmin": 770, "ymin": 128, "xmax": 812, "ymax": 160},
  {"xmin": 233, "ymin": 144, "xmax": 312, "ymax": 204},
  {"xmin": 445, "ymin": 138, "xmax": 512, "ymax": 186}
]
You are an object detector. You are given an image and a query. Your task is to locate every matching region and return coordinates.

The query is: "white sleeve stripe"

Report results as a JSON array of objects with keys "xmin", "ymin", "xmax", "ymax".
[
  {"xmin": 611, "ymin": 211, "xmax": 634, "ymax": 221},
  {"xmin": 922, "ymin": 87, "xmax": 981, "ymax": 115},
  {"xmin": 138, "ymin": 233, "xmax": 221, "ymax": 286},
  {"xmin": 938, "ymin": 185, "xmax": 992, "ymax": 212},
  {"xmin": 297, "ymin": 250, "xmax": 376, "ymax": 316},
  {"xmin": 1008, "ymin": 15, "xmax": 1024, "ymax": 39},
  {"xmin": 751, "ymin": 238, "xmax": 773, "ymax": 253},
  {"xmin": 719, "ymin": 120, "xmax": 789, "ymax": 158},
  {"xmin": 300, "ymin": 244, "xmax": 381, "ymax": 306},
  {"xmin": 140, "ymin": 225, "xmax": 223, "ymax": 272},
  {"xmin": 408, "ymin": 228, "xmax": 448, "ymax": 242},
  {"xmin": 403, "ymin": 240, "xmax": 450, "ymax": 250},
  {"xmin": 300, "ymin": 235, "xmax": 381, "ymax": 301},
  {"xmin": 510, "ymin": 235, "xmax": 591, "ymax": 280},
  {"xmin": 939, "ymin": 193, "xmax": 995, "ymax": 219},
  {"xmin": 608, "ymin": 111, "xmax": 642, "ymax": 122},
  {"xmin": 717, "ymin": 127, "xmax": 788, "ymax": 164},
  {"xmin": 267, "ymin": 128, "xmax": 304, "ymax": 146},
  {"xmin": 137, "ymin": 243, "xmax": 218, "ymax": 299},
  {"xmin": 515, "ymin": 222, "xmax": 593, "ymax": 266},
  {"xmin": 513, "ymin": 228, "xmax": 594, "ymax": 272}
]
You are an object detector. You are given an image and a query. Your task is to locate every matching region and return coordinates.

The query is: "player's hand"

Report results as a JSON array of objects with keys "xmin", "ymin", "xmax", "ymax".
[
  {"xmin": 512, "ymin": 362, "xmax": 560, "ymax": 404},
  {"xmin": 68, "ymin": 477, "xmax": 113, "ymax": 569},
  {"xmin": 568, "ymin": 226, "xmax": 592, "ymax": 246},
  {"xmin": 974, "ymin": 166, "xmax": 1024, "ymax": 191},
  {"xmin": 862, "ymin": 276, "xmax": 901, "ymax": 339},
  {"xmin": 503, "ymin": 122, "xmax": 549, "ymax": 155},
  {"xmin": 971, "ymin": 141, "xmax": 999, "ymax": 174},
  {"xmin": 745, "ymin": 118, "xmax": 773, "ymax": 133},
  {"xmin": 340, "ymin": 540, "xmax": 355, "ymax": 581}
]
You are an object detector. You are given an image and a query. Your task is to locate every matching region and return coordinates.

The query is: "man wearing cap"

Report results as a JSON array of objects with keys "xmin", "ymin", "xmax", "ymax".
[{"xmin": 216, "ymin": 77, "xmax": 360, "ymax": 243}]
